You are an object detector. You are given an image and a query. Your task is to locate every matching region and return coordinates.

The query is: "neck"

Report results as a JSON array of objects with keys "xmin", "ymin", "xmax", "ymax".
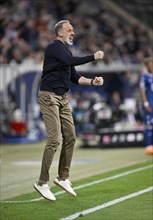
[{"xmin": 56, "ymin": 37, "xmax": 66, "ymax": 45}]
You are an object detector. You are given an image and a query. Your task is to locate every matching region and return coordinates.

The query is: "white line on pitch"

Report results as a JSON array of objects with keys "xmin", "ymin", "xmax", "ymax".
[
  {"xmin": 3, "ymin": 164, "xmax": 153, "ymax": 203},
  {"xmin": 60, "ymin": 186, "xmax": 153, "ymax": 220}
]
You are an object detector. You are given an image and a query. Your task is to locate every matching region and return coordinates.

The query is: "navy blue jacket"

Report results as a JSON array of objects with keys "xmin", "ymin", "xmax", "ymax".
[{"xmin": 40, "ymin": 40, "xmax": 94, "ymax": 95}]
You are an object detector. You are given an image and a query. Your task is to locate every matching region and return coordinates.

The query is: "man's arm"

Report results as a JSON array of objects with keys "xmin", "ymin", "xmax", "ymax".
[
  {"xmin": 139, "ymin": 75, "xmax": 152, "ymax": 113},
  {"xmin": 140, "ymin": 89, "xmax": 152, "ymax": 113},
  {"xmin": 78, "ymin": 76, "xmax": 104, "ymax": 86},
  {"xmin": 53, "ymin": 42, "xmax": 104, "ymax": 66},
  {"xmin": 70, "ymin": 66, "xmax": 104, "ymax": 86}
]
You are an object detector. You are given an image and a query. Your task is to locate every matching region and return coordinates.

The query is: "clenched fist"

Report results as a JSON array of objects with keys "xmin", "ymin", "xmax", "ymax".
[
  {"xmin": 92, "ymin": 77, "xmax": 104, "ymax": 86},
  {"xmin": 94, "ymin": 51, "xmax": 104, "ymax": 60}
]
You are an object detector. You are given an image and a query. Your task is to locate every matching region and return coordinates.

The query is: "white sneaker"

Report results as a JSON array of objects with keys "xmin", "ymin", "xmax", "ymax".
[
  {"xmin": 54, "ymin": 178, "xmax": 77, "ymax": 196},
  {"xmin": 34, "ymin": 182, "xmax": 56, "ymax": 201}
]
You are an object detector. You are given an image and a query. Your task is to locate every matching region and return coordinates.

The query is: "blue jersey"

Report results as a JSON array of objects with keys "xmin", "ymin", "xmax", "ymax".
[{"xmin": 139, "ymin": 72, "xmax": 153, "ymax": 125}]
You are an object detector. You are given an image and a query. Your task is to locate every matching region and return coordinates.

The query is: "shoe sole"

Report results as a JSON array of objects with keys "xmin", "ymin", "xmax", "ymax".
[
  {"xmin": 33, "ymin": 184, "xmax": 56, "ymax": 201},
  {"xmin": 53, "ymin": 180, "xmax": 76, "ymax": 197}
]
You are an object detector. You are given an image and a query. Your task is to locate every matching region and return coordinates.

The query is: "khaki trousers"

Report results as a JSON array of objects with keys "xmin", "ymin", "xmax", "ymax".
[{"xmin": 38, "ymin": 91, "xmax": 76, "ymax": 184}]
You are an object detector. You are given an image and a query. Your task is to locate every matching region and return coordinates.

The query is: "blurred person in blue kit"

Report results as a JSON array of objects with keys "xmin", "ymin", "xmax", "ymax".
[
  {"xmin": 34, "ymin": 20, "xmax": 104, "ymax": 201},
  {"xmin": 139, "ymin": 57, "xmax": 153, "ymax": 155}
]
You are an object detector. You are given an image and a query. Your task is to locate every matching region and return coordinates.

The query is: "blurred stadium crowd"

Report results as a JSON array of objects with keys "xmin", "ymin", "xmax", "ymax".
[
  {"xmin": 0, "ymin": 0, "xmax": 152, "ymax": 141},
  {"xmin": 0, "ymin": 0, "xmax": 152, "ymax": 65}
]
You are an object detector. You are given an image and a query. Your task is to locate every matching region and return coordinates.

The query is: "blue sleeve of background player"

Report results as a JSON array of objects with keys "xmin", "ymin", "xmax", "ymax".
[{"xmin": 139, "ymin": 74, "xmax": 146, "ymax": 91}]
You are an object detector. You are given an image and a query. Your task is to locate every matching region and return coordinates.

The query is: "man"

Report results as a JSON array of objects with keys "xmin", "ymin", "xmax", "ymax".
[
  {"xmin": 34, "ymin": 20, "xmax": 104, "ymax": 201},
  {"xmin": 139, "ymin": 57, "xmax": 153, "ymax": 155}
]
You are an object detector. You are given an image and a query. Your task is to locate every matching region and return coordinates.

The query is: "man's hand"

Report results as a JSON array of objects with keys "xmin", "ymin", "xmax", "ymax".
[
  {"xmin": 94, "ymin": 51, "xmax": 104, "ymax": 60},
  {"xmin": 144, "ymin": 101, "xmax": 152, "ymax": 113},
  {"xmin": 145, "ymin": 106, "xmax": 152, "ymax": 113},
  {"xmin": 92, "ymin": 77, "xmax": 104, "ymax": 86}
]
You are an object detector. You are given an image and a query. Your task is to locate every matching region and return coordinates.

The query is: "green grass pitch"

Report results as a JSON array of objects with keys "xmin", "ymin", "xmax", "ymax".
[{"xmin": 1, "ymin": 160, "xmax": 153, "ymax": 220}]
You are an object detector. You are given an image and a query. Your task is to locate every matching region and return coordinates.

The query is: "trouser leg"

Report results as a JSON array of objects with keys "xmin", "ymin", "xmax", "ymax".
[
  {"xmin": 38, "ymin": 91, "xmax": 61, "ymax": 185},
  {"xmin": 58, "ymin": 95, "xmax": 76, "ymax": 180}
]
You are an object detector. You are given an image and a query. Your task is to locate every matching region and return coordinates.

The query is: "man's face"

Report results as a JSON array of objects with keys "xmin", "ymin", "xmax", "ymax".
[
  {"xmin": 146, "ymin": 60, "xmax": 153, "ymax": 73},
  {"xmin": 60, "ymin": 23, "xmax": 75, "ymax": 45}
]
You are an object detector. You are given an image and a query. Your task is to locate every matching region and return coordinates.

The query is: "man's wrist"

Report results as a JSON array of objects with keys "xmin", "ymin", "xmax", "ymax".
[
  {"xmin": 90, "ymin": 79, "xmax": 94, "ymax": 85},
  {"xmin": 144, "ymin": 101, "xmax": 149, "ymax": 107}
]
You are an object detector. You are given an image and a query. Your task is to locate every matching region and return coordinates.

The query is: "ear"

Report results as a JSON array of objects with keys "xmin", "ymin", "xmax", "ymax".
[{"xmin": 58, "ymin": 30, "xmax": 63, "ymax": 37}]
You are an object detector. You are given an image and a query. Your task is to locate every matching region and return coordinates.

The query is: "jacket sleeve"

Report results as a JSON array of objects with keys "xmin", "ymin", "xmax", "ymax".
[
  {"xmin": 70, "ymin": 66, "xmax": 81, "ymax": 84},
  {"xmin": 52, "ymin": 43, "xmax": 94, "ymax": 66}
]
